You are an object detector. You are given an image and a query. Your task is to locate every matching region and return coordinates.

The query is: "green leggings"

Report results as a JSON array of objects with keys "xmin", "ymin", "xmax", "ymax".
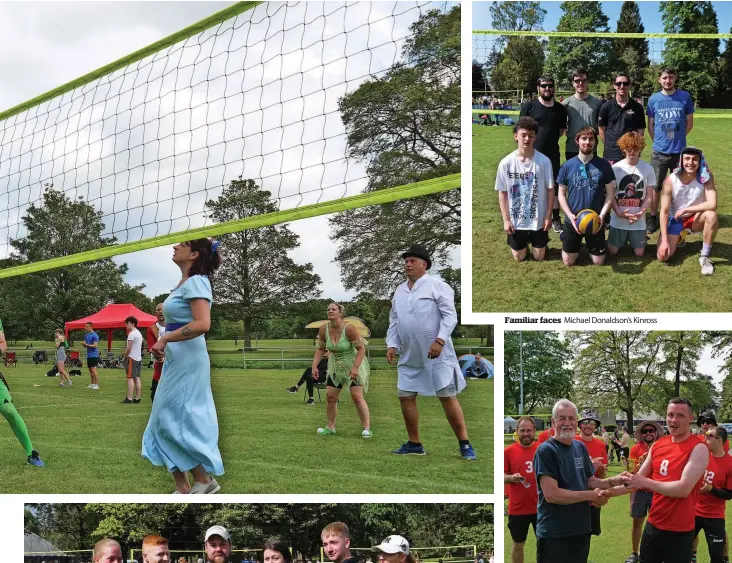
[{"xmin": 0, "ymin": 387, "xmax": 33, "ymax": 456}]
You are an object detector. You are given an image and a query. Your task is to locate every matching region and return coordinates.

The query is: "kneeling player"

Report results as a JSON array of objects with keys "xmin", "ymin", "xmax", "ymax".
[
  {"xmin": 496, "ymin": 117, "xmax": 555, "ymax": 262},
  {"xmin": 693, "ymin": 426, "xmax": 732, "ymax": 563},
  {"xmin": 656, "ymin": 146, "xmax": 718, "ymax": 275},
  {"xmin": 557, "ymin": 127, "xmax": 615, "ymax": 266},
  {"xmin": 608, "ymin": 132, "xmax": 656, "ymax": 257}
]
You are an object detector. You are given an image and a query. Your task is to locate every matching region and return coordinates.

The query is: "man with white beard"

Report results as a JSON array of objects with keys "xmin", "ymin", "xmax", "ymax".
[
  {"xmin": 534, "ymin": 399, "xmax": 620, "ymax": 563},
  {"xmin": 205, "ymin": 526, "xmax": 233, "ymax": 563}
]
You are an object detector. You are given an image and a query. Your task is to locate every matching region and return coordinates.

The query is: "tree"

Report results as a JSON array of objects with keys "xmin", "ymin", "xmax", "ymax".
[
  {"xmin": 489, "ymin": 1, "xmax": 546, "ymax": 33},
  {"xmin": 205, "ymin": 178, "xmax": 321, "ymax": 348},
  {"xmin": 504, "ymin": 332, "xmax": 574, "ymax": 414},
  {"xmin": 0, "ymin": 188, "xmax": 148, "ymax": 339},
  {"xmin": 652, "ymin": 331, "xmax": 704, "ymax": 396},
  {"xmin": 544, "ymin": 2, "xmax": 615, "ymax": 85},
  {"xmin": 615, "ymin": 2, "xmax": 651, "ymax": 94},
  {"xmin": 572, "ymin": 332, "xmax": 663, "ymax": 433},
  {"xmin": 718, "ymin": 31, "xmax": 732, "ymax": 108},
  {"xmin": 472, "ymin": 61, "xmax": 489, "ymax": 94},
  {"xmin": 490, "ymin": 37, "xmax": 546, "ymax": 94},
  {"xmin": 330, "ymin": 7, "xmax": 460, "ymax": 296},
  {"xmin": 660, "ymin": 1, "xmax": 720, "ymax": 106},
  {"xmin": 27, "ymin": 504, "xmax": 102, "ymax": 551}
]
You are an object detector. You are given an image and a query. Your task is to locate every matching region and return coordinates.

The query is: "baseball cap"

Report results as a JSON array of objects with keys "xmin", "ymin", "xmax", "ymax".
[
  {"xmin": 205, "ymin": 526, "xmax": 231, "ymax": 542},
  {"xmin": 372, "ymin": 536, "xmax": 410, "ymax": 555}
]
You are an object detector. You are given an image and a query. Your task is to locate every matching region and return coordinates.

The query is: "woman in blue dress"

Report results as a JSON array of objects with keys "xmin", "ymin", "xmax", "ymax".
[{"xmin": 142, "ymin": 238, "xmax": 223, "ymax": 493}]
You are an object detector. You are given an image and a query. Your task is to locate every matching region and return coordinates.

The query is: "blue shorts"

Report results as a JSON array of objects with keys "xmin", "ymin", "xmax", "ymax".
[{"xmin": 667, "ymin": 215, "xmax": 695, "ymax": 236}]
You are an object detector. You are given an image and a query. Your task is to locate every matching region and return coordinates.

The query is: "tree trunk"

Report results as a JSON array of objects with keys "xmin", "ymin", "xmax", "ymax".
[
  {"xmin": 674, "ymin": 345, "xmax": 683, "ymax": 397},
  {"xmin": 244, "ymin": 316, "xmax": 252, "ymax": 350}
]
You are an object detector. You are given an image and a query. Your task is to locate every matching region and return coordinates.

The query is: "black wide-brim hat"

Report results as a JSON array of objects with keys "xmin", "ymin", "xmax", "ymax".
[{"xmin": 402, "ymin": 245, "xmax": 432, "ymax": 270}]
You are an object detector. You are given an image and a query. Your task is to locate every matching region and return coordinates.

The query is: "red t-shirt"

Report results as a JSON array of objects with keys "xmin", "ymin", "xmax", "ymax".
[
  {"xmin": 504, "ymin": 442, "xmax": 539, "ymax": 516},
  {"xmin": 574, "ymin": 435, "xmax": 608, "ymax": 475},
  {"xmin": 648, "ymin": 434, "xmax": 709, "ymax": 532},
  {"xmin": 146, "ymin": 324, "xmax": 164, "ymax": 382},
  {"xmin": 630, "ymin": 441, "xmax": 652, "ymax": 491},
  {"xmin": 696, "ymin": 453, "xmax": 732, "ymax": 519},
  {"xmin": 537, "ymin": 429, "xmax": 555, "ymax": 444}
]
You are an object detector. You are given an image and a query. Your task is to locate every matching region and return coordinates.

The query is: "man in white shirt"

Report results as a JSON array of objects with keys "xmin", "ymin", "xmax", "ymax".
[
  {"xmin": 386, "ymin": 246, "xmax": 476, "ymax": 460},
  {"xmin": 496, "ymin": 116, "xmax": 555, "ymax": 261},
  {"xmin": 122, "ymin": 315, "xmax": 144, "ymax": 404}
]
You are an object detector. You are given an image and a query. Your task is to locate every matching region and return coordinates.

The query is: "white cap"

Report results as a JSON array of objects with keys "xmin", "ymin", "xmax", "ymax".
[
  {"xmin": 205, "ymin": 526, "xmax": 231, "ymax": 542},
  {"xmin": 372, "ymin": 536, "xmax": 410, "ymax": 555}
]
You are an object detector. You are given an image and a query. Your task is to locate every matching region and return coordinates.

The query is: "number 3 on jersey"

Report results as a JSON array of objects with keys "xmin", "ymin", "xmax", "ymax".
[
  {"xmin": 660, "ymin": 459, "xmax": 669, "ymax": 476},
  {"xmin": 525, "ymin": 461, "xmax": 534, "ymax": 474}
]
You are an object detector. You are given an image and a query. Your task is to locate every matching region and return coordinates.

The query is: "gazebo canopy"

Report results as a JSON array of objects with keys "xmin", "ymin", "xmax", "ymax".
[{"xmin": 65, "ymin": 304, "xmax": 158, "ymax": 351}]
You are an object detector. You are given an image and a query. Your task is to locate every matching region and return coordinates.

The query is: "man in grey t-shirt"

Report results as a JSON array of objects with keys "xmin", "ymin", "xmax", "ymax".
[{"xmin": 563, "ymin": 68, "xmax": 601, "ymax": 161}]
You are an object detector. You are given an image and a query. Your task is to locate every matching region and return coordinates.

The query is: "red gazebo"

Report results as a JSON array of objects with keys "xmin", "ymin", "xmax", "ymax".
[{"xmin": 65, "ymin": 304, "xmax": 158, "ymax": 352}]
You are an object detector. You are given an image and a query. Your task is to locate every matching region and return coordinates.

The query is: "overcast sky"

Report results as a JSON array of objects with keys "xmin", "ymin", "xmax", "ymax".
[{"xmin": 0, "ymin": 1, "xmax": 459, "ymax": 299}]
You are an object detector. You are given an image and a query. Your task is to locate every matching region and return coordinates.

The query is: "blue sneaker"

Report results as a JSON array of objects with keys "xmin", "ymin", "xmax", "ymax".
[
  {"xmin": 27, "ymin": 450, "xmax": 45, "ymax": 467},
  {"xmin": 460, "ymin": 443, "xmax": 477, "ymax": 461},
  {"xmin": 391, "ymin": 443, "xmax": 426, "ymax": 456}
]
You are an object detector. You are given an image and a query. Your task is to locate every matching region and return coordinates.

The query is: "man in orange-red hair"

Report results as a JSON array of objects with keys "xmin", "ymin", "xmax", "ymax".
[{"xmin": 142, "ymin": 534, "xmax": 170, "ymax": 563}]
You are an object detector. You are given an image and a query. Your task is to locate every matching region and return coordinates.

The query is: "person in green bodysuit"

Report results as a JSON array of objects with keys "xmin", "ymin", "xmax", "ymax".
[
  {"xmin": 0, "ymin": 319, "xmax": 45, "ymax": 466},
  {"xmin": 311, "ymin": 303, "xmax": 372, "ymax": 438}
]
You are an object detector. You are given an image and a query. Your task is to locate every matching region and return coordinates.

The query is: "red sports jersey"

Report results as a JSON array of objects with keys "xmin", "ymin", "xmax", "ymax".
[
  {"xmin": 574, "ymin": 435, "xmax": 608, "ymax": 476},
  {"xmin": 536, "ymin": 428, "xmax": 555, "ymax": 444},
  {"xmin": 630, "ymin": 441, "xmax": 652, "ymax": 491},
  {"xmin": 697, "ymin": 433, "xmax": 730, "ymax": 453},
  {"xmin": 504, "ymin": 442, "xmax": 539, "ymax": 516},
  {"xmin": 696, "ymin": 453, "xmax": 732, "ymax": 519},
  {"xmin": 648, "ymin": 434, "xmax": 709, "ymax": 532}
]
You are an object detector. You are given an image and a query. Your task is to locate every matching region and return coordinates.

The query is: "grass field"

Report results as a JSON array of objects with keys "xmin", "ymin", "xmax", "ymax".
[
  {"xmin": 0, "ymin": 365, "xmax": 492, "ymax": 493},
  {"xmin": 503, "ymin": 464, "xmax": 728, "ymax": 563},
  {"xmin": 472, "ymin": 113, "xmax": 732, "ymax": 311}
]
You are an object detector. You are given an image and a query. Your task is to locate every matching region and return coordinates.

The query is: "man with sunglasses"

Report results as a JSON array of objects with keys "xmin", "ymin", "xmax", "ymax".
[
  {"xmin": 656, "ymin": 146, "xmax": 718, "ymax": 275},
  {"xmin": 598, "ymin": 72, "xmax": 646, "ymax": 166},
  {"xmin": 693, "ymin": 426, "xmax": 732, "ymax": 563},
  {"xmin": 574, "ymin": 409, "xmax": 608, "ymax": 537},
  {"xmin": 624, "ymin": 420, "xmax": 664, "ymax": 563},
  {"xmin": 504, "ymin": 416, "xmax": 539, "ymax": 563},
  {"xmin": 646, "ymin": 67, "xmax": 695, "ymax": 234},
  {"xmin": 557, "ymin": 126, "xmax": 615, "ymax": 266},
  {"xmin": 563, "ymin": 68, "xmax": 602, "ymax": 163},
  {"xmin": 697, "ymin": 411, "xmax": 730, "ymax": 453},
  {"xmin": 520, "ymin": 76, "xmax": 567, "ymax": 233}
]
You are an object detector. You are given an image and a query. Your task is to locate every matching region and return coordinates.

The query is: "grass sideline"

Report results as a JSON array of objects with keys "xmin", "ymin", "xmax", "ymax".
[
  {"xmin": 472, "ymin": 113, "xmax": 732, "ymax": 312},
  {"xmin": 0, "ymin": 365, "xmax": 492, "ymax": 493},
  {"xmin": 503, "ymin": 464, "xmax": 726, "ymax": 563}
]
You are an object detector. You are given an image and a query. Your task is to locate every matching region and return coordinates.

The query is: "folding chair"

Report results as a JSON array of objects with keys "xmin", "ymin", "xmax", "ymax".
[
  {"xmin": 304, "ymin": 382, "xmax": 328, "ymax": 404},
  {"xmin": 3, "ymin": 351, "xmax": 17, "ymax": 367}
]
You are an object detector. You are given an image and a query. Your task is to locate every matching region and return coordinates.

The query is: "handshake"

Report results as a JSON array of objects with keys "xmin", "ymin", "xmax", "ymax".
[{"xmin": 590, "ymin": 471, "xmax": 645, "ymax": 507}]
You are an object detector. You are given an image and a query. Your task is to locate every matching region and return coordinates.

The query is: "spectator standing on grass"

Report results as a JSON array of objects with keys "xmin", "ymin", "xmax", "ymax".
[
  {"xmin": 54, "ymin": 328, "xmax": 72, "ymax": 387},
  {"xmin": 147, "ymin": 303, "xmax": 166, "ymax": 401},
  {"xmin": 121, "ymin": 316, "xmax": 143, "ymax": 404},
  {"xmin": 82, "ymin": 322, "xmax": 101, "ymax": 390}
]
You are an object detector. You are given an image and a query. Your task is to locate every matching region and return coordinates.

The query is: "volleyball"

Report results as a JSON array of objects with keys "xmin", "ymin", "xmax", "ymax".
[{"xmin": 575, "ymin": 209, "xmax": 602, "ymax": 235}]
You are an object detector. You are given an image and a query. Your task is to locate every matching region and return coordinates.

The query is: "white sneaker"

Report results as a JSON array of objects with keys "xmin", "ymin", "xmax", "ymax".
[
  {"xmin": 362, "ymin": 429, "xmax": 373, "ymax": 439},
  {"xmin": 67, "ymin": 380, "xmax": 72, "ymax": 386},
  {"xmin": 189, "ymin": 478, "xmax": 220, "ymax": 494},
  {"xmin": 87, "ymin": 384, "xmax": 94, "ymax": 388},
  {"xmin": 700, "ymin": 256, "xmax": 714, "ymax": 276},
  {"xmin": 92, "ymin": 384, "xmax": 99, "ymax": 390}
]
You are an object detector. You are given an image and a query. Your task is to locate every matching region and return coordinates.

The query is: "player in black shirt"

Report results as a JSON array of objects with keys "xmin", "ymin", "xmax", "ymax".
[
  {"xmin": 520, "ymin": 76, "xmax": 568, "ymax": 233},
  {"xmin": 598, "ymin": 73, "xmax": 646, "ymax": 164}
]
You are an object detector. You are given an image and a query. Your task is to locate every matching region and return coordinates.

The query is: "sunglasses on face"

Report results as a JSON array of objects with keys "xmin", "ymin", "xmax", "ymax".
[
  {"xmin": 706, "ymin": 430, "xmax": 719, "ymax": 438},
  {"xmin": 700, "ymin": 418, "xmax": 713, "ymax": 424},
  {"xmin": 615, "ymin": 81, "xmax": 630, "ymax": 87},
  {"xmin": 641, "ymin": 428, "xmax": 656, "ymax": 434},
  {"xmin": 574, "ymin": 78, "xmax": 588, "ymax": 84},
  {"xmin": 539, "ymin": 84, "xmax": 554, "ymax": 89}
]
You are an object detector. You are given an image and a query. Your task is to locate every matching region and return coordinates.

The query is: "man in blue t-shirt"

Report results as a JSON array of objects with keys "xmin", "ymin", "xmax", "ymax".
[
  {"xmin": 557, "ymin": 126, "xmax": 616, "ymax": 267},
  {"xmin": 81, "ymin": 321, "xmax": 101, "ymax": 390},
  {"xmin": 645, "ymin": 67, "xmax": 695, "ymax": 234},
  {"xmin": 534, "ymin": 399, "xmax": 619, "ymax": 563}
]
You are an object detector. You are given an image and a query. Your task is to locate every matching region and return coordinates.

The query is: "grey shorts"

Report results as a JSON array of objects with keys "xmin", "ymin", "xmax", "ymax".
[
  {"xmin": 56, "ymin": 348, "xmax": 66, "ymax": 362},
  {"xmin": 630, "ymin": 489, "xmax": 654, "ymax": 519},
  {"xmin": 127, "ymin": 359, "xmax": 142, "ymax": 379},
  {"xmin": 397, "ymin": 383, "xmax": 458, "ymax": 398},
  {"xmin": 608, "ymin": 227, "xmax": 647, "ymax": 249},
  {"xmin": 651, "ymin": 151, "xmax": 680, "ymax": 191}
]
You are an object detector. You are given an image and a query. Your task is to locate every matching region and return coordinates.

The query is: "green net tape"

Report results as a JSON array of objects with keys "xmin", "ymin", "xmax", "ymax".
[
  {"xmin": 0, "ymin": 174, "xmax": 460, "ymax": 279},
  {"xmin": 473, "ymin": 30, "xmax": 732, "ymax": 39}
]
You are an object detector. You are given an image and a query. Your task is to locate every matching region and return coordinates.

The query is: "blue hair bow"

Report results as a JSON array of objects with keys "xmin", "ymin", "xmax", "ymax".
[{"xmin": 211, "ymin": 240, "xmax": 220, "ymax": 254}]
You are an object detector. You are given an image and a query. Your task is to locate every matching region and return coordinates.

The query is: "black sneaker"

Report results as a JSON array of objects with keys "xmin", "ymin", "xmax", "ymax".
[
  {"xmin": 132, "ymin": 398, "xmax": 140, "ymax": 403},
  {"xmin": 305, "ymin": 398, "xmax": 316, "ymax": 406},
  {"xmin": 646, "ymin": 214, "xmax": 659, "ymax": 234},
  {"xmin": 625, "ymin": 554, "xmax": 639, "ymax": 563},
  {"xmin": 120, "ymin": 398, "xmax": 133, "ymax": 404},
  {"xmin": 552, "ymin": 218, "xmax": 562, "ymax": 233},
  {"xmin": 286, "ymin": 386, "xmax": 298, "ymax": 394}
]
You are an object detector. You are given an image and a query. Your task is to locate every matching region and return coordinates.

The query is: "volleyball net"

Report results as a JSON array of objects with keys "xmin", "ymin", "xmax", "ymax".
[{"xmin": 0, "ymin": 1, "xmax": 460, "ymax": 279}]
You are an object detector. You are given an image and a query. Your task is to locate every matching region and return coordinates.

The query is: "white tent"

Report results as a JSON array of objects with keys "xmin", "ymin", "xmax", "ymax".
[{"xmin": 504, "ymin": 416, "xmax": 517, "ymax": 433}]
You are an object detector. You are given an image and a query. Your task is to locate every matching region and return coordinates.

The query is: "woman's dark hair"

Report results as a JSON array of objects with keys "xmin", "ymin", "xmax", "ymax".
[
  {"xmin": 186, "ymin": 238, "xmax": 222, "ymax": 279},
  {"xmin": 263, "ymin": 539, "xmax": 293, "ymax": 563}
]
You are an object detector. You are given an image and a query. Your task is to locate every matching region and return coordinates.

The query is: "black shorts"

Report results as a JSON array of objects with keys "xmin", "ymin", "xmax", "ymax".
[
  {"xmin": 549, "ymin": 154, "xmax": 560, "ymax": 184},
  {"xmin": 87, "ymin": 357, "xmax": 100, "ymax": 368},
  {"xmin": 640, "ymin": 521, "xmax": 695, "ymax": 563},
  {"xmin": 562, "ymin": 220, "xmax": 607, "ymax": 255},
  {"xmin": 695, "ymin": 516, "xmax": 726, "ymax": 563},
  {"xmin": 508, "ymin": 514, "xmax": 537, "ymax": 543},
  {"xmin": 508, "ymin": 229, "xmax": 549, "ymax": 251},
  {"xmin": 590, "ymin": 505, "xmax": 602, "ymax": 536},
  {"xmin": 325, "ymin": 376, "xmax": 361, "ymax": 389},
  {"xmin": 537, "ymin": 534, "xmax": 591, "ymax": 563}
]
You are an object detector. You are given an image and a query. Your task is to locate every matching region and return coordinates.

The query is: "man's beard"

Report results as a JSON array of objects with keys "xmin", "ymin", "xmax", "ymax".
[
  {"xmin": 579, "ymin": 146, "xmax": 595, "ymax": 155},
  {"xmin": 540, "ymin": 93, "xmax": 553, "ymax": 101},
  {"xmin": 557, "ymin": 427, "xmax": 575, "ymax": 440},
  {"xmin": 520, "ymin": 436, "xmax": 533, "ymax": 446},
  {"xmin": 208, "ymin": 556, "xmax": 230, "ymax": 563}
]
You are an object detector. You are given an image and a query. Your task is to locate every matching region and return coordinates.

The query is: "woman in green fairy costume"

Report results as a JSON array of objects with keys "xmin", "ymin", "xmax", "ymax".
[
  {"xmin": 311, "ymin": 303, "xmax": 372, "ymax": 438},
  {"xmin": 0, "ymin": 319, "xmax": 44, "ymax": 466}
]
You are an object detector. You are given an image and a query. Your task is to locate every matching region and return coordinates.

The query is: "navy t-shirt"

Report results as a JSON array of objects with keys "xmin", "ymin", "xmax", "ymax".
[
  {"xmin": 535, "ymin": 438, "xmax": 594, "ymax": 539},
  {"xmin": 557, "ymin": 156, "xmax": 615, "ymax": 215},
  {"xmin": 84, "ymin": 332, "xmax": 100, "ymax": 358}
]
